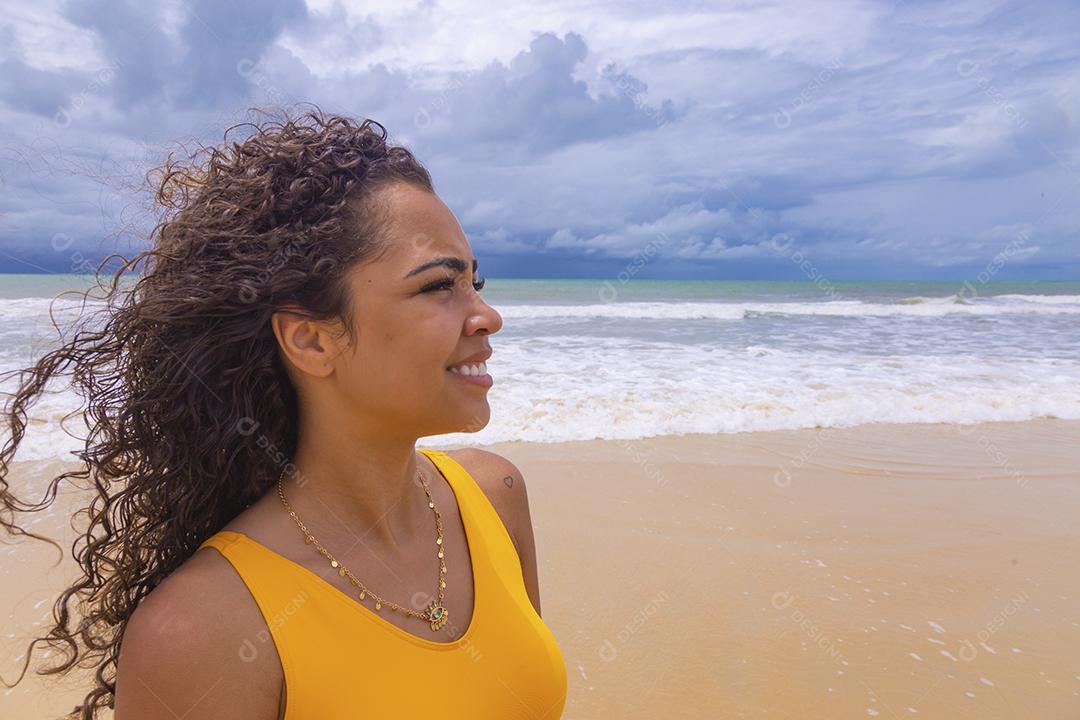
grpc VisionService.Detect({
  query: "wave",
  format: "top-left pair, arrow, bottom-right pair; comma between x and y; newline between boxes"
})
896,293 -> 972,305
991,294 -> 1080,305
3,295 -> 1079,325
497,296 -> 1080,321
10,343 -> 1078,455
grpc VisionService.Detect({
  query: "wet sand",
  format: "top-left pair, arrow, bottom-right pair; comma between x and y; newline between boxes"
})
3,419 -> 1079,718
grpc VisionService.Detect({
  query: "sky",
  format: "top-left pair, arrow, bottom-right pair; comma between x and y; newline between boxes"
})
0,0 -> 1078,280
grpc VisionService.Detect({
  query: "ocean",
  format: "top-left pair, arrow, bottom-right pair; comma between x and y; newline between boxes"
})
1,275 -> 1078,458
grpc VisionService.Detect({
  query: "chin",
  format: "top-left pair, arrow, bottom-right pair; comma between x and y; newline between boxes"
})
420,406 -> 491,437
458,410 -> 491,434
452,403 -> 492,434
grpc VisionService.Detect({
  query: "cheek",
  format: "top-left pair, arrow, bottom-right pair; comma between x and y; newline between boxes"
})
351,315 -> 460,391
352,338 -> 448,391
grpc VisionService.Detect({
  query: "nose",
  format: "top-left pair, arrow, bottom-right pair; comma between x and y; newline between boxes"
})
467,293 -> 502,336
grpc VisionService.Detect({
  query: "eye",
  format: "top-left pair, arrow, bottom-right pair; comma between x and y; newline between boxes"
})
422,278 -> 456,292
422,275 -> 486,293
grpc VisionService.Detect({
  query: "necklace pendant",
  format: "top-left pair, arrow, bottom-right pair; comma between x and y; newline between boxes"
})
423,600 -> 449,631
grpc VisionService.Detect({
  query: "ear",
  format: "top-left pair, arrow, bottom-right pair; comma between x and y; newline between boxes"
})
270,307 -> 345,379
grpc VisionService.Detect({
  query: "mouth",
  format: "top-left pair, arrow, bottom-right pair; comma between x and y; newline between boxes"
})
446,360 -> 493,388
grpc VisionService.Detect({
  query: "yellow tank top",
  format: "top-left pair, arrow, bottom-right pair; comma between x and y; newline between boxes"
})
197,448 -> 567,719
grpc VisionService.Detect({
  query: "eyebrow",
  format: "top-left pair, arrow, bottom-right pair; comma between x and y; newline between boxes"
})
403,256 -> 478,279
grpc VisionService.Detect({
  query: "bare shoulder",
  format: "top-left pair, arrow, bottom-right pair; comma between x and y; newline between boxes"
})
114,544 -> 284,720
444,448 -> 544,617
444,448 -> 529,550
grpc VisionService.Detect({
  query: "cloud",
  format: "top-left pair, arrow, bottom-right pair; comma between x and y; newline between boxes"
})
0,0 -> 1078,279
397,31 -> 678,157
59,0 -> 178,108
176,0 -> 308,107
59,0 -> 307,109
0,56 -> 87,119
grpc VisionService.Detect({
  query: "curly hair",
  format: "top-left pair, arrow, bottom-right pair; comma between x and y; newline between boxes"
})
0,105 -> 434,718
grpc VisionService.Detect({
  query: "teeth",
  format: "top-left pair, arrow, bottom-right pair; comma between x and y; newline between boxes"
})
449,361 -> 486,376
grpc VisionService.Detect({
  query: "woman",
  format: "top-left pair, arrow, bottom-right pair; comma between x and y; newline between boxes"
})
0,109 -> 567,719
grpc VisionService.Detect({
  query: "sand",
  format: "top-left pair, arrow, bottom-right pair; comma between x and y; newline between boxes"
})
3,419 -> 1079,719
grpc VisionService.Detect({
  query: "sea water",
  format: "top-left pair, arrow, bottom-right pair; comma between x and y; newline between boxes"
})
1,275 -> 1078,457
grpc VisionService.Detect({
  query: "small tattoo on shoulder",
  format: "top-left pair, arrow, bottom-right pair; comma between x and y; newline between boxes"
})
503,475 -> 514,488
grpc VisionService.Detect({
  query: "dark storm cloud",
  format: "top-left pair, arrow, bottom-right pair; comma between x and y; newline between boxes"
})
60,0 -> 307,109
173,0 -> 308,107
59,0 -> 176,108
362,31 -> 679,160
0,56 -> 86,119
445,31 -> 676,152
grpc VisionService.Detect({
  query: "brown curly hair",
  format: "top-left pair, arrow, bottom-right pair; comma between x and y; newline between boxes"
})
0,105 -> 434,718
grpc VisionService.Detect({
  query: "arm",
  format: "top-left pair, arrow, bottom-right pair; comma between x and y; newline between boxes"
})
114,551 -> 283,719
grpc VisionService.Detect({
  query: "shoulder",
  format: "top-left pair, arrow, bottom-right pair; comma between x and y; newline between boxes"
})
114,544 -> 283,719
443,448 -> 544,617
443,448 -> 529,552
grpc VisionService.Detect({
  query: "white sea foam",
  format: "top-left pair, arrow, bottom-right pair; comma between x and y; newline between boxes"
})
0,288 -> 1077,452
4,338 -> 1079,456
497,294 -> 1080,321
429,339 -> 1080,446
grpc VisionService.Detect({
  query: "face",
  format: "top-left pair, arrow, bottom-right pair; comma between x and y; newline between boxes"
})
329,182 -> 503,439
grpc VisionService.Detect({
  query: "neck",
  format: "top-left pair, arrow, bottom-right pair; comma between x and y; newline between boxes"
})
281,429 -> 436,555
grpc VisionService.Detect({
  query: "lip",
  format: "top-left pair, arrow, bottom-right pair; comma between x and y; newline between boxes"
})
447,367 -> 493,388
446,349 -> 492,368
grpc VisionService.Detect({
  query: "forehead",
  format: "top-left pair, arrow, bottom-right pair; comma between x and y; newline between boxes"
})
371,183 -> 473,268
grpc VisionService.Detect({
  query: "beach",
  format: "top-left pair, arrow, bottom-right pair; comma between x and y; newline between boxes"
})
4,418 -> 1078,718
497,418 -> 1080,718
5,0 -> 1080,713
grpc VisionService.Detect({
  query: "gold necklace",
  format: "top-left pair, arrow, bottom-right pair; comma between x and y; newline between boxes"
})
276,460 -> 451,632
